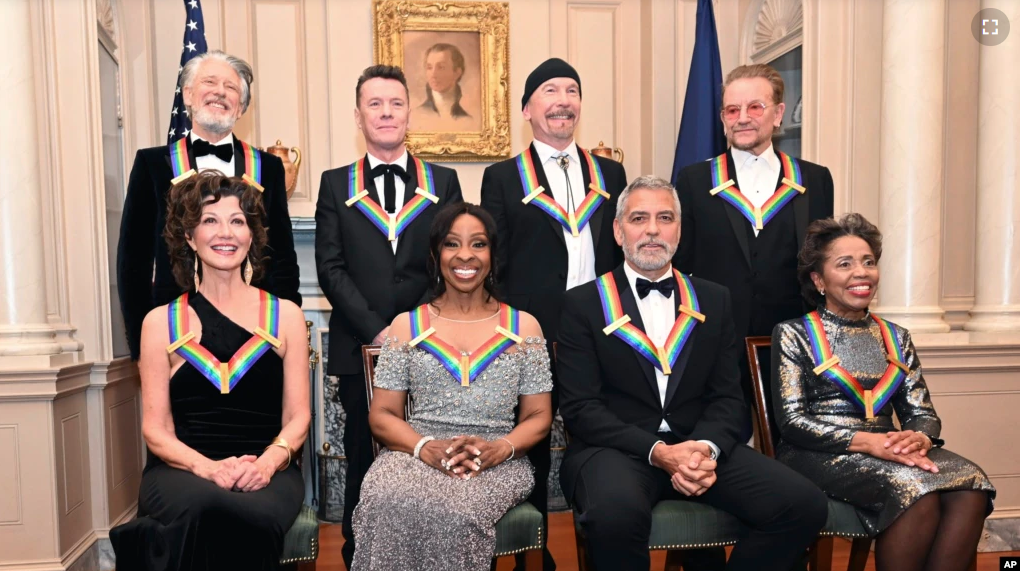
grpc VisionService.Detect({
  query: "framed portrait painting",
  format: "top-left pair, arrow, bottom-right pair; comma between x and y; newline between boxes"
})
374,0 -> 510,162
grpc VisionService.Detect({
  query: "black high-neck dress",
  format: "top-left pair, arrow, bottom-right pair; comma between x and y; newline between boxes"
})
111,292 -> 304,571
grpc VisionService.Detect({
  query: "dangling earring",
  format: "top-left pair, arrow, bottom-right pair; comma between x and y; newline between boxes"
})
244,255 -> 254,285
193,254 -> 201,289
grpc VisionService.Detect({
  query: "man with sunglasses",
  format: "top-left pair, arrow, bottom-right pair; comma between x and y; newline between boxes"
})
673,62 -> 833,460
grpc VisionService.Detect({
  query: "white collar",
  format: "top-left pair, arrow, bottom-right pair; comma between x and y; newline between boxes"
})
190,132 -> 235,147
366,149 -> 409,169
432,89 -> 455,112
623,262 -> 674,296
730,143 -> 779,172
533,139 -> 580,166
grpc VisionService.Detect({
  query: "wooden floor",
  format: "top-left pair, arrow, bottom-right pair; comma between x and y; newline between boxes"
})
315,511 -> 1018,570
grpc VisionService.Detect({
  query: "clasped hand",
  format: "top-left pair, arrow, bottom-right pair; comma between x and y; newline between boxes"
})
859,431 -> 938,473
652,441 -> 718,497
418,435 -> 513,480
196,454 -> 278,492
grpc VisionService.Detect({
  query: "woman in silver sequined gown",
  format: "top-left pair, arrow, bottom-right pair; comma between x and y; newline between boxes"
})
351,203 -> 554,570
772,214 -> 994,571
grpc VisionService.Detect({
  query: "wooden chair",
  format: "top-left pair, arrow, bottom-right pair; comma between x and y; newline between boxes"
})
361,345 -> 544,569
744,336 -> 977,571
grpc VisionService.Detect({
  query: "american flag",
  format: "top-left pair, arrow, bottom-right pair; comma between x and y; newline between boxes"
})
167,0 -> 208,144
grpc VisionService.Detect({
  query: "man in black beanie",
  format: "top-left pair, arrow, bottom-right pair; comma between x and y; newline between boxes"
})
480,58 -> 628,571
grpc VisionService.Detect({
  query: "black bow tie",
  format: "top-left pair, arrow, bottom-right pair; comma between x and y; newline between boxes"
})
369,163 -> 409,213
369,163 -> 409,182
191,139 -> 234,162
635,277 -> 674,300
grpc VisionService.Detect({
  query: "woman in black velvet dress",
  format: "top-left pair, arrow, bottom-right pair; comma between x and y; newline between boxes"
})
111,172 -> 309,571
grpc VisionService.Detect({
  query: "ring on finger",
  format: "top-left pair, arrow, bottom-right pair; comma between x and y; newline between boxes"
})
441,459 -> 450,470
473,456 -> 483,467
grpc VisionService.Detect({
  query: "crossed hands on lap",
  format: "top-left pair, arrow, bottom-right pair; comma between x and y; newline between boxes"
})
194,446 -> 288,492
652,441 -> 718,497
418,435 -> 515,480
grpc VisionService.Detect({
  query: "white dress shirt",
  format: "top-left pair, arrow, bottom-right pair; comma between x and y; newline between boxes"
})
192,132 -> 235,176
622,263 -> 721,464
731,143 -> 781,237
366,150 -> 409,253
532,139 -> 597,290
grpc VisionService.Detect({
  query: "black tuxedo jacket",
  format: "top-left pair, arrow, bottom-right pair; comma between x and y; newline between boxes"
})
480,143 -> 627,342
117,137 -> 301,360
557,265 -> 745,499
673,148 -> 834,339
315,155 -> 462,375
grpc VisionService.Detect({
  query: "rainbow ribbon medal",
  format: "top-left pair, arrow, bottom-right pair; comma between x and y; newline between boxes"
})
595,269 -> 705,375
165,290 -> 281,394
802,311 -> 910,419
407,304 -> 522,387
167,138 -> 265,192
516,147 -> 611,237
708,151 -> 806,230
344,156 -> 439,241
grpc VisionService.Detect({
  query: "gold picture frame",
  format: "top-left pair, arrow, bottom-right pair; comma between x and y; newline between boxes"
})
374,0 -> 510,162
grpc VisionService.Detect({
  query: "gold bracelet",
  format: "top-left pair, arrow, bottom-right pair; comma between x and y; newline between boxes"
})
264,437 -> 292,471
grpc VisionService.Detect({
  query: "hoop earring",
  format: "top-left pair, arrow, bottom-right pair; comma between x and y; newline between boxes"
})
819,289 -> 825,296
193,254 -> 201,289
244,256 -> 254,285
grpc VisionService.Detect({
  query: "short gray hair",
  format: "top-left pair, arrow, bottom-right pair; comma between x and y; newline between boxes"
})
615,175 -> 682,222
180,50 -> 254,113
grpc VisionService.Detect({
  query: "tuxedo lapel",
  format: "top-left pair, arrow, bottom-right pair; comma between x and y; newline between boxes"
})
401,154 -> 418,206
721,149 -> 752,268
664,274 -> 699,409
793,170 -> 809,248
529,144 -> 568,249
232,138 -> 245,177
343,158 -> 395,257
393,155 -> 422,265
614,267 -> 661,406
578,144 -> 604,247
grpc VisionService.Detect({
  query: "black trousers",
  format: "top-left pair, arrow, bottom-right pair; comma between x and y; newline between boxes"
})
571,445 -> 827,571
336,372 -> 375,569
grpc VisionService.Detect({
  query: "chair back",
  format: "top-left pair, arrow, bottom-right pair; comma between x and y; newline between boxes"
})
744,336 -> 780,458
361,344 -> 412,457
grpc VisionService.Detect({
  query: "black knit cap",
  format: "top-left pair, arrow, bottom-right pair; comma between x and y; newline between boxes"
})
521,58 -> 582,110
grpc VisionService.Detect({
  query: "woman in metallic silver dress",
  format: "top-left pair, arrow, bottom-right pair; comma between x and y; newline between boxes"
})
351,203 -> 554,570
772,213 -> 994,571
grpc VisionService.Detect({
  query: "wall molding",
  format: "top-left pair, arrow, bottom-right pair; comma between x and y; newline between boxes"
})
0,363 -> 94,401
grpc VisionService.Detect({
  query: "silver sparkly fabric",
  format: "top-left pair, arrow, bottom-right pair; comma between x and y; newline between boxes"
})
773,307 -> 995,534
352,337 -> 553,570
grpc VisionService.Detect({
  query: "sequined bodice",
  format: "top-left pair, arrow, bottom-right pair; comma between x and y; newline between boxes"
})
373,337 -> 553,439
787,308 -> 903,417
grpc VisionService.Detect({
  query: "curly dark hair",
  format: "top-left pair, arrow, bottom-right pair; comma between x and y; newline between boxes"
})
163,170 -> 268,290
798,212 -> 883,308
427,202 -> 501,304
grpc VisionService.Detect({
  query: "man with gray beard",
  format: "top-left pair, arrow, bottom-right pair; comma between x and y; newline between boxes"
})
117,50 -> 300,360
480,57 -> 628,571
557,176 -> 827,570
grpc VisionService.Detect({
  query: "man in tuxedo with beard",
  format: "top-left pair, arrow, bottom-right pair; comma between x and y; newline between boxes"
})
557,175 -> 827,570
117,50 -> 300,361
480,57 -> 628,571
673,63 -> 834,436
314,64 -> 463,568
